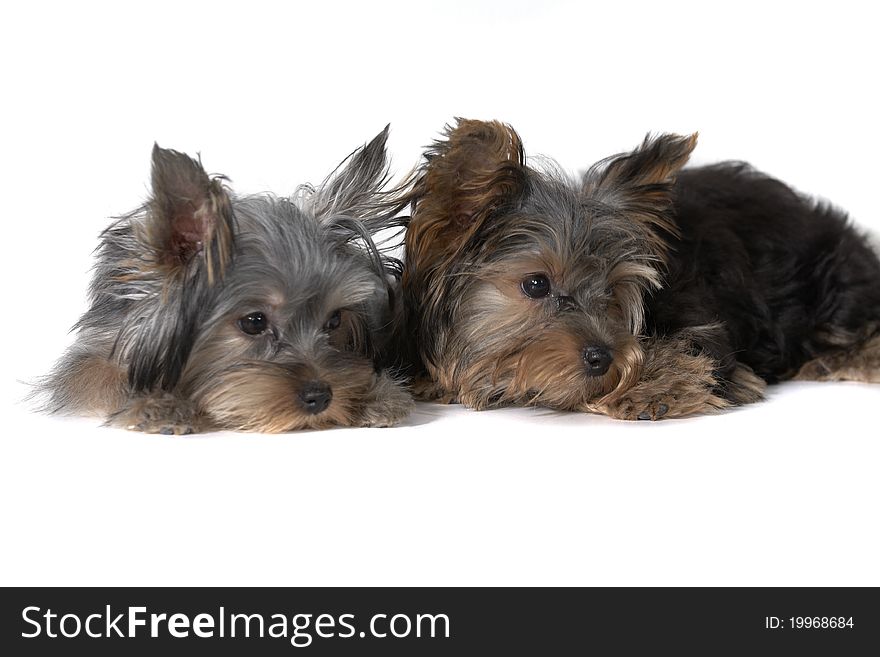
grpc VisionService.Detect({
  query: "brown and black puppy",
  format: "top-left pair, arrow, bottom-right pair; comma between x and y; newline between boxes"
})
399,119 -> 880,419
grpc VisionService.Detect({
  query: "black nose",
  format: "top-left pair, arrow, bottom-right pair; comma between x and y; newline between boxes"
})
583,346 -> 612,377
298,381 -> 332,414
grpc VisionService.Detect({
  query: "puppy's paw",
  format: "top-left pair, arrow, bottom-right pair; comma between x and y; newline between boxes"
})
586,348 -> 730,421
410,376 -> 458,404
626,398 -> 670,421
108,394 -> 204,434
357,374 -> 415,427
593,385 -> 727,421
596,391 -> 704,421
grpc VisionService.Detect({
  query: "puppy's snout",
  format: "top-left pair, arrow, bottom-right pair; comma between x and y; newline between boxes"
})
583,345 -> 612,377
298,381 -> 333,414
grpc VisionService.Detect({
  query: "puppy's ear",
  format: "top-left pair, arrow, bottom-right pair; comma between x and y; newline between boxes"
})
313,125 -> 392,221
309,126 -> 407,285
419,118 -> 526,231
146,144 -> 234,282
582,133 -> 697,229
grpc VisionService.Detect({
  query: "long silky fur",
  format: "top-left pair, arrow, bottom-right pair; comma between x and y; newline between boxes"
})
35,129 -> 414,432
399,118 -> 880,419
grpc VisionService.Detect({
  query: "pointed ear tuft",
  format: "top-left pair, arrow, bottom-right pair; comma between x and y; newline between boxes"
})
582,133 -> 697,246
420,118 -> 525,229
147,144 -> 234,282
584,132 -> 697,199
309,125 -> 393,223
618,132 -> 697,187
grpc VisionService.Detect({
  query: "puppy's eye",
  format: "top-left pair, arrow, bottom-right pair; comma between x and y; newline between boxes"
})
521,274 -> 551,299
324,310 -> 342,331
238,312 -> 269,335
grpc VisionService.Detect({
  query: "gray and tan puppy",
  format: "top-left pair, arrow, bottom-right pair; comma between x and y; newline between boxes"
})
39,127 -> 413,433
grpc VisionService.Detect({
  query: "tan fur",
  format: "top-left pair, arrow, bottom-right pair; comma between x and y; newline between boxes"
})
198,364 -> 355,432
631,133 -> 698,187
726,363 -> 767,404
196,360 -> 412,432
65,355 -> 128,416
199,183 -> 235,284
109,393 -> 205,434
410,375 -> 457,403
586,335 -> 730,420
793,334 -> 880,383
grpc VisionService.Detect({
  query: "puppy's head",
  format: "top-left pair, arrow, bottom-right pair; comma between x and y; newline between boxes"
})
404,119 -> 696,409
114,127 -> 409,430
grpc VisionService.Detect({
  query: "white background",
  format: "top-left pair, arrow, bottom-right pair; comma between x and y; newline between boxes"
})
2,0 -> 878,586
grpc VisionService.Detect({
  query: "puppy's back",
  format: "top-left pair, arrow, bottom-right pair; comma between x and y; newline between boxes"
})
650,163 -> 880,379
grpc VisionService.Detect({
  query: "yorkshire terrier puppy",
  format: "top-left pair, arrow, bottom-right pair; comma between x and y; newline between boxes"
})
400,119 -> 880,419
39,127 -> 413,433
